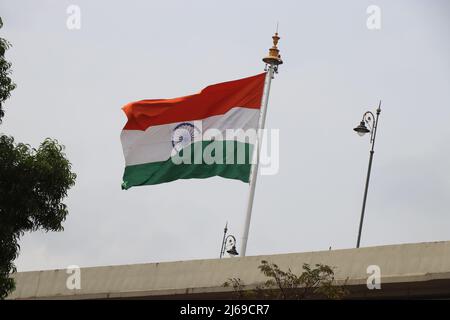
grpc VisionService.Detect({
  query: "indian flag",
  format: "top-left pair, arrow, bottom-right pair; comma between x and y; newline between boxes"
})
121,73 -> 266,189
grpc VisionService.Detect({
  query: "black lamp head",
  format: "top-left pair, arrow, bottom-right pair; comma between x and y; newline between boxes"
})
353,121 -> 370,136
226,245 -> 239,256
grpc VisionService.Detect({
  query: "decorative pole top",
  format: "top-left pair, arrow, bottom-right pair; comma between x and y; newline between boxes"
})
263,32 -> 283,66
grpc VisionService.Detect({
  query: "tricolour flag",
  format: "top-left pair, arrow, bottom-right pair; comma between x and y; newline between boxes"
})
121,73 -> 266,189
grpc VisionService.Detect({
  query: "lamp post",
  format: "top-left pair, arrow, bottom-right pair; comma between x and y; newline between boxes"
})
353,101 -> 382,248
220,222 -> 239,258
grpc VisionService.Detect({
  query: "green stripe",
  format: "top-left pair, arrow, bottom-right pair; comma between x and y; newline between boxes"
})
122,141 -> 254,189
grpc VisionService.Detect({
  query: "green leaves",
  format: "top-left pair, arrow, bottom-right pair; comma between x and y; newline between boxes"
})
0,136 -> 76,299
0,17 -> 17,123
0,136 -> 76,231
223,260 -> 349,300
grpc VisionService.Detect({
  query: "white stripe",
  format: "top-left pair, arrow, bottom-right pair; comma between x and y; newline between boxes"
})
121,107 -> 259,166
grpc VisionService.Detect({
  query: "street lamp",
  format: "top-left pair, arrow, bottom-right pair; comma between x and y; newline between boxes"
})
353,101 -> 382,248
220,222 -> 239,258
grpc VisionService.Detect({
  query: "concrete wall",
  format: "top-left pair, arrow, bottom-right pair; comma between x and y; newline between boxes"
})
8,241 -> 450,299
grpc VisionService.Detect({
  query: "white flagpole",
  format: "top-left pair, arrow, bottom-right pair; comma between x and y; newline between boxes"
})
240,32 -> 282,257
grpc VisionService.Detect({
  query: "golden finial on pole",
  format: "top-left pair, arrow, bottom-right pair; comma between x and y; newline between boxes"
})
262,29 -> 283,66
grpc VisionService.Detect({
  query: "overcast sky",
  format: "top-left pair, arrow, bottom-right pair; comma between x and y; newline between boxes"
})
2,0 -> 450,271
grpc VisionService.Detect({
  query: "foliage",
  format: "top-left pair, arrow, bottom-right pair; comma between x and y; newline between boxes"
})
0,17 -> 16,123
0,136 -> 76,299
222,277 -> 249,300
223,260 -> 348,300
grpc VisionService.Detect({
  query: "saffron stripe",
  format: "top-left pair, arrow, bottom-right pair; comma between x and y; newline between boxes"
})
122,73 -> 265,131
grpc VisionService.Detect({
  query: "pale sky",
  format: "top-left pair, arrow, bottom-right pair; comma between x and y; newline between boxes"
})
1,0 -> 450,271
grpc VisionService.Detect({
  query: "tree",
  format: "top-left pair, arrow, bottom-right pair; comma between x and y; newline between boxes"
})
0,17 -> 76,299
224,260 -> 348,300
0,18 -> 16,123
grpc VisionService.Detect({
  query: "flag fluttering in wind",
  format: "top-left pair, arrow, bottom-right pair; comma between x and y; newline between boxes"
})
121,73 -> 265,190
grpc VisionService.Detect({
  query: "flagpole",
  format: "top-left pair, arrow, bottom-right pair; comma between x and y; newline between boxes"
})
240,32 -> 283,257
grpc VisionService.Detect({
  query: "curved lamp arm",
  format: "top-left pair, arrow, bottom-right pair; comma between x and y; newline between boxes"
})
362,111 -> 376,143
225,235 -> 237,247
